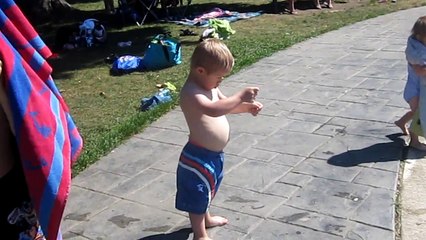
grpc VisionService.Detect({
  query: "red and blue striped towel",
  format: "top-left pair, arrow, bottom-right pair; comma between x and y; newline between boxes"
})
0,1 -> 83,239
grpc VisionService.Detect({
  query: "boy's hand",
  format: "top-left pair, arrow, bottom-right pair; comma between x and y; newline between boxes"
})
250,101 -> 263,116
241,101 -> 263,116
239,87 -> 259,103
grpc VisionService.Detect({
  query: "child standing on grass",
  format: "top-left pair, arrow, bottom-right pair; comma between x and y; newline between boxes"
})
395,16 -> 426,150
175,39 -> 263,240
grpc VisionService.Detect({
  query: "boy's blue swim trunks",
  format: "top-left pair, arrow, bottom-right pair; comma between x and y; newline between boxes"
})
175,142 -> 224,214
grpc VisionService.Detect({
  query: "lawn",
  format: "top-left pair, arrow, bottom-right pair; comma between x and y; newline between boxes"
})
38,0 -> 426,175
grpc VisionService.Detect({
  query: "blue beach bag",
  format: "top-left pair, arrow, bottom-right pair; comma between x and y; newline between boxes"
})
110,55 -> 144,75
142,34 -> 182,70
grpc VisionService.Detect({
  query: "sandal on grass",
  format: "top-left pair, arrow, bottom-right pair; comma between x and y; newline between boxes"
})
180,29 -> 197,36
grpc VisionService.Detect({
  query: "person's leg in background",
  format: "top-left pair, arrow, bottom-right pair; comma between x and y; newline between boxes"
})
288,0 -> 297,14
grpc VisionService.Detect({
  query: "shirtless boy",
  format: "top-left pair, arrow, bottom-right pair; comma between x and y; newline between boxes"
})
176,39 -> 263,240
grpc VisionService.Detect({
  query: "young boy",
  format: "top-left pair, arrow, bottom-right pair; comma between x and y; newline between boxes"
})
176,39 -> 263,240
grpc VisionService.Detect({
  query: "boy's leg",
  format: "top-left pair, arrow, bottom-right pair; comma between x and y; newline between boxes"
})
205,211 -> 228,228
408,109 -> 426,150
187,211 -> 228,240
395,111 -> 413,135
408,96 -> 419,113
395,96 -> 418,135
409,131 -> 426,151
189,213 -> 210,240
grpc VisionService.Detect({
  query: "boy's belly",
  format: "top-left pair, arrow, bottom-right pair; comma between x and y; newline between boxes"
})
188,116 -> 230,152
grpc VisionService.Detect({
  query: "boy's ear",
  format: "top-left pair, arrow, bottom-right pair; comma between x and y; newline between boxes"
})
196,66 -> 206,75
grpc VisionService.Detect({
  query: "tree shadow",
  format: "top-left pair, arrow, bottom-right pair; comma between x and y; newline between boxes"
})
35,0 -> 348,79
67,0 -> 102,4
139,227 -> 192,240
182,0 -> 333,15
327,133 -> 423,167
294,0 -> 327,11
48,25 -> 168,80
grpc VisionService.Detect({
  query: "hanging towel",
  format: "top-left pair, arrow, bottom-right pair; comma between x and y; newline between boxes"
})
0,1 -> 83,239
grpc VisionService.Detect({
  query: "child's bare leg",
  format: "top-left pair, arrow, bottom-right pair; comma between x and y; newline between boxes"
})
325,0 -> 333,8
396,97 -> 418,135
205,211 -> 228,228
189,213 -> 210,240
395,111 -> 414,135
409,131 -> 426,151
288,0 -> 297,14
314,0 -> 321,9
408,96 -> 419,113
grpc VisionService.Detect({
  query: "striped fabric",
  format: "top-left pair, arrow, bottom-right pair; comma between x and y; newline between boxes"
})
0,1 -> 83,239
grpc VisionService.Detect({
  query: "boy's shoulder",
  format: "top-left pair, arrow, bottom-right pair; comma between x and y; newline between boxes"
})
181,80 -> 206,95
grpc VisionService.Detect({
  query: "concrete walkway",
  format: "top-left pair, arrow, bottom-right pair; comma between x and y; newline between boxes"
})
62,7 -> 426,240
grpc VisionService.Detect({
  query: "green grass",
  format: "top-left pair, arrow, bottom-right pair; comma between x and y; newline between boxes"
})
40,0 -> 426,176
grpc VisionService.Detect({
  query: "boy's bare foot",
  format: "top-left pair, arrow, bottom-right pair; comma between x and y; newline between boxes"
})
394,120 -> 409,135
205,215 -> 228,228
194,237 -> 212,240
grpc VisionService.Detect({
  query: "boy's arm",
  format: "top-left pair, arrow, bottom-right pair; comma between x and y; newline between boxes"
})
189,92 -> 243,117
185,87 -> 258,117
217,87 -> 262,115
412,64 -> 426,77
230,101 -> 263,115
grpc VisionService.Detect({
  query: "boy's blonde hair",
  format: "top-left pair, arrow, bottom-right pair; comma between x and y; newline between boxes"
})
190,39 -> 234,74
412,16 -> 426,40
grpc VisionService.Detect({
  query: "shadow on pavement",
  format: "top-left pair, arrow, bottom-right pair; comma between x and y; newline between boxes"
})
139,228 -> 192,240
327,133 -> 421,167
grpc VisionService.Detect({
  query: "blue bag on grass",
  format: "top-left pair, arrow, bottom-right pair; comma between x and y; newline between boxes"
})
142,34 -> 182,70
110,55 -> 144,75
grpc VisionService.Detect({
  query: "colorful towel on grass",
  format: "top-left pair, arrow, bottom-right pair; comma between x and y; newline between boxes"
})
167,7 -> 262,27
0,0 -> 83,239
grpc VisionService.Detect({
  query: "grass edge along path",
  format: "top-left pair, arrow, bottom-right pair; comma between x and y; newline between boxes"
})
72,2 -> 426,176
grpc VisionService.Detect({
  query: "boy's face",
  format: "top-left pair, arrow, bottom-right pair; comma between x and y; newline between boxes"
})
197,67 -> 230,90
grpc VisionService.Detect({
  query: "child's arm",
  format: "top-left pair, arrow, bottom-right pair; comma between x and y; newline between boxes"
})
412,64 -> 426,76
217,88 -> 262,115
186,87 -> 258,117
230,101 -> 263,115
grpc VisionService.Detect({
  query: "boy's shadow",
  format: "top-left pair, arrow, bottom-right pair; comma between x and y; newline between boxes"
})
139,228 -> 192,240
327,133 -> 425,167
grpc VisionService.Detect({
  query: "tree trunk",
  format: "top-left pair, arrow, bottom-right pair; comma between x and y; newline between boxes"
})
103,0 -> 115,14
